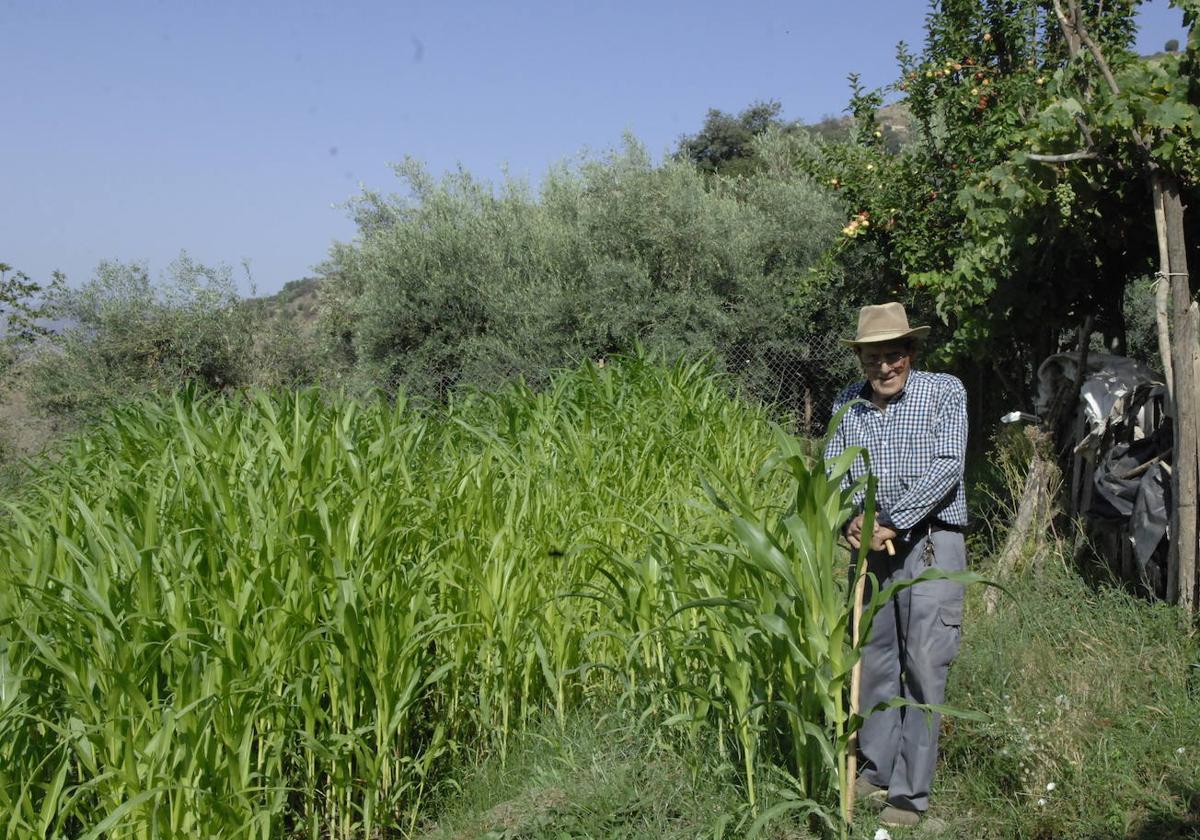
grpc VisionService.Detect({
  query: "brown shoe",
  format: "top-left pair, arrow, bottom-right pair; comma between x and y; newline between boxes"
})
855,776 -> 888,811
854,776 -> 885,798
879,805 -> 921,827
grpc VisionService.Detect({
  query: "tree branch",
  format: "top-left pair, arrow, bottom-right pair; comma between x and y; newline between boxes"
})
1049,1 -> 1107,156
1027,150 -> 1099,162
1052,0 -> 1082,57
1074,116 -> 1098,150
1068,0 -> 1122,97
1153,179 -> 1175,399
1064,0 -> 1151,152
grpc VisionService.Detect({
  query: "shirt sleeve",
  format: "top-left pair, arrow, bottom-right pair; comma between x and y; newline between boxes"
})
823,385 -> 861,497
823,396 -> 848,466
883,377 -> 968,531
820,386 -> 859,472
823,390 -> 854,531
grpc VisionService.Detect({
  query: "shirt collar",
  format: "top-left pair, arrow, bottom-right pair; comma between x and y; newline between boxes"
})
856,369 -> 921,410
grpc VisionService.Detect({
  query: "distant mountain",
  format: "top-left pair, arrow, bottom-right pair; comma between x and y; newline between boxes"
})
803,101 -> 912,152
242,277 -> 322,332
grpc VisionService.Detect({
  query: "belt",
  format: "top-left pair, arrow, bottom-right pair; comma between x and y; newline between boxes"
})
889,521 -> 965,551
926,521 -> 966,534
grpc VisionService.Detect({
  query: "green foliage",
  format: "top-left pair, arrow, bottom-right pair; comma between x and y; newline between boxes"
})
0,360 -> 770,836
0,357 -> 973,837
24,255 -> 249,418
805,0 -> 1200,382
272,276 -> 321,309
417,707 -> 821,840
250,312 -> 325,389
319,138 -> 854,403
1122,274 -> 1164,368
24,254 -> 324,423
422,550 -> 1200,840
675,100 -> 793,177
803,114 -> 855,145
0,263 -> 65,376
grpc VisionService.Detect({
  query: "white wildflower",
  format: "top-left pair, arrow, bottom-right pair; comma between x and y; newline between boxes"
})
1046,782 -> 1056,792
1037,798 -> 1047,806
1177,746 -> 1186,755
874,830 -> 893,840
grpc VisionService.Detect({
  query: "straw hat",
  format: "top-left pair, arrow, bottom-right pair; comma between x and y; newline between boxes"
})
840,302 -> 931,347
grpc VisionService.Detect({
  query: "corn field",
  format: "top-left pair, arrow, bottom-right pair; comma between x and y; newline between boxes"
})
0,358 -> 943,838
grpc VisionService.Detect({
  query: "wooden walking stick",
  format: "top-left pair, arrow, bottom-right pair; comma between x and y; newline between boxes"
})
845,537 -> 893,823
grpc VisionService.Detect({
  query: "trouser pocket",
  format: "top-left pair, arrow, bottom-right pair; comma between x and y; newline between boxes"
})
932,599 -> 963,668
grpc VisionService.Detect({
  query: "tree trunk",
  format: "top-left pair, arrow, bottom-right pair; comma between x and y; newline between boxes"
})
1158,173 -> 1198,614
1153,184 -> 1175,395
1191,307 -> 1200,608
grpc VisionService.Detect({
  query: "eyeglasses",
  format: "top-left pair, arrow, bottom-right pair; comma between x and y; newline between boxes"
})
860,351 -> 909,370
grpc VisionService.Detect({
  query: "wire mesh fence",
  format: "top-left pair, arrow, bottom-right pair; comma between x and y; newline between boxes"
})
400,330 -> 861,439
725,331 -> 859,437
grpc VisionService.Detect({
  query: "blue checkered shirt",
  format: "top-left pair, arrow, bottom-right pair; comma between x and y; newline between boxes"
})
824,369 -> 968,533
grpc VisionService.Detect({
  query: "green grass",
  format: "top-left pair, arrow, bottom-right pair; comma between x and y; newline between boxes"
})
413,708 -> 818,840
4,356 -> 1196,839
410,557 -> 1200,840
934,558 -> 1200,839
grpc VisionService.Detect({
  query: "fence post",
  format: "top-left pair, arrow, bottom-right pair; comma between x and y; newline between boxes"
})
1159,173 -> 1198,614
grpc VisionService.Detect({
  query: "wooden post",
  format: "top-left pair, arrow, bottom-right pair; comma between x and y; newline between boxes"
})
1159,173 -> 1198,613
1186,300 -> 1200,610
844,540 -> 889,824
1153,184 -> 1175,399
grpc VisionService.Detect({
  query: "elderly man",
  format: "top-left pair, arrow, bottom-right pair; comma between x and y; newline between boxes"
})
823,302 -> 968,828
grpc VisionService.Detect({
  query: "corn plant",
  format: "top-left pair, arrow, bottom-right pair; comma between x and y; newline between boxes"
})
0,359 -> 980,838
587,408 -> 986,838
0,358 -> 783,837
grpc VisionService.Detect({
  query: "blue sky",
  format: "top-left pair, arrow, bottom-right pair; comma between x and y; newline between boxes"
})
2,1 -> 1188,296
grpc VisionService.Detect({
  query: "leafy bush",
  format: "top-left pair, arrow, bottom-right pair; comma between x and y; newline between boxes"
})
24,255 -> 252,419
24,253 -> 325,423
0,262 -> 65,378
318,135 -> 857,403
1122,274 -> 1163,370
675,100 -> 792,177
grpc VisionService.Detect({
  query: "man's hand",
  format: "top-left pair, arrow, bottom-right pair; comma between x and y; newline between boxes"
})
870,525 -> 898,552
845,515 -> 898,552
845,514 -> 865,550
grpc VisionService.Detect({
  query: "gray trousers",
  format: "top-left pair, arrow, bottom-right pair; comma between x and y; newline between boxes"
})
857,528 -> 965,812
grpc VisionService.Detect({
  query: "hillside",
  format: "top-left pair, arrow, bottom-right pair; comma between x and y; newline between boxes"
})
243,276 -> 322,331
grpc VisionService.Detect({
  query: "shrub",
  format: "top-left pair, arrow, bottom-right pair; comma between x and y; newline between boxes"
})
317,136 -> 854,403
25,254 -> 260,421
1122,274 -> 1163,370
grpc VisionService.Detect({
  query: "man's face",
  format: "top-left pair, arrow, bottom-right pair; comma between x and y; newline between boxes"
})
857,341 -> 914,401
